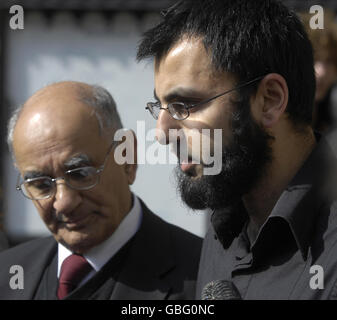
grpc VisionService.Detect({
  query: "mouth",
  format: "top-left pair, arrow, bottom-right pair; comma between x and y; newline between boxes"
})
57,212 -> 94,230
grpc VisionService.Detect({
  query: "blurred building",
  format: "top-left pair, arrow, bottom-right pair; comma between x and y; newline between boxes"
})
0,0 -> 336,245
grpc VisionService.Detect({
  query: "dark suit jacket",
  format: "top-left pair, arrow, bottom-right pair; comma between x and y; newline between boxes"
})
0,199 -> 202,300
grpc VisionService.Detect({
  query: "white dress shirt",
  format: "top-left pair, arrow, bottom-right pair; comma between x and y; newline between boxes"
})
57,194 -> 142,285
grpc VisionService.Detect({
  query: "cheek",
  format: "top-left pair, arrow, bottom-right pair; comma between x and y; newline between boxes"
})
33,200 -> 56,227
104,164 -> 129,190
80,188 -> 108,208
82,174 -> 124,211
80,188 -> 123,232
200,112 -> 232,146
182,106 -> 232,156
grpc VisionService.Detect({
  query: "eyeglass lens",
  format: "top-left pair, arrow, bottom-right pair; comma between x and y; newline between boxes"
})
21,167 -> 99,199
148,102 -> 189,120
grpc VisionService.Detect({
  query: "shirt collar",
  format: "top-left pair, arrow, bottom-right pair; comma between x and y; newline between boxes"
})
255,134 -> 336,260
58,193 -> 142,277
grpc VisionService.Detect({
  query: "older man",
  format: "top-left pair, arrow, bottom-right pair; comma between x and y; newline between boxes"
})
0,81 -> 201,300
137,0 -> 337,299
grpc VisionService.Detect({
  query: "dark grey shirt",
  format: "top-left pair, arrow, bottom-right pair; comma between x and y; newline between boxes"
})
197,134 -> 337,299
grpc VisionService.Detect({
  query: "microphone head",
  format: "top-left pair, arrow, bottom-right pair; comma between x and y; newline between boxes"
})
201,280 -> 242,300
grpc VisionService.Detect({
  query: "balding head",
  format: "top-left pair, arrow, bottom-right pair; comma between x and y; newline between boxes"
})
7,81 -> 123,160
24,81 -> 92,108
13,82 -> 103,167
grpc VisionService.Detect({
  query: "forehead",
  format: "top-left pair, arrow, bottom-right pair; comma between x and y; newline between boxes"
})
13,91 -> 104,170
154,37 -> 227,96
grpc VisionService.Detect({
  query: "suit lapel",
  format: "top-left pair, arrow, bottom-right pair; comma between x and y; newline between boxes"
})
110,200 -> 176,299
33,252 -> 58,300
21,237 -> 57,300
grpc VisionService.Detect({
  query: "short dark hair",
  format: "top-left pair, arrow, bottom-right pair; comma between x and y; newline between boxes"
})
137,0 -> 315,126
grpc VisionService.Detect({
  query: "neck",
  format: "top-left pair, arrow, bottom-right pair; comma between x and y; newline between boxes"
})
242,126 -> 316,236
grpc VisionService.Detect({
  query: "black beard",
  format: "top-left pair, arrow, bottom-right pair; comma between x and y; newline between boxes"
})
175,97 -> 274,211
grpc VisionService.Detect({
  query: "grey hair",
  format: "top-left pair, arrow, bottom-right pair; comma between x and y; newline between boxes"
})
6,83 -> 124,160
7,104 -> 23,160
78,84 -> 123,134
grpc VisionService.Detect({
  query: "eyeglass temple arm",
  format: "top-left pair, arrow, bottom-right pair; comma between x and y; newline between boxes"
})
100,139 -> 119,170
190,75 -> 265,109
16,174 -> 22,190
145,104 -> 169,113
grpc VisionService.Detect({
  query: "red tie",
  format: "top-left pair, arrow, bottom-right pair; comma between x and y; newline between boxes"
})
57,254 -> 92,299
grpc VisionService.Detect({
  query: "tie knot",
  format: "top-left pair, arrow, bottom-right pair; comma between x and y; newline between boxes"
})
58,254 -> 92,299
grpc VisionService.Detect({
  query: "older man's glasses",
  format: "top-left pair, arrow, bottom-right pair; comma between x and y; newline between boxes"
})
146,76 -> 264,120
16,141 -> 116,200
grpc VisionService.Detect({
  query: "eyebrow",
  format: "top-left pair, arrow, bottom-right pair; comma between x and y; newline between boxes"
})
64,154 -> 92,169
22,155 -> 92,180
154,87 -> 206,103
23,171 -> 46,180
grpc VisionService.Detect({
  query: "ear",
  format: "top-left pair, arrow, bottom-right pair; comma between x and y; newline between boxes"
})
252,73 -> 289,128
123,129 -> 138,185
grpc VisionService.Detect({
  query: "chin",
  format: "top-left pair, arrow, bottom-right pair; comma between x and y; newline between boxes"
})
56,231 -> 97,254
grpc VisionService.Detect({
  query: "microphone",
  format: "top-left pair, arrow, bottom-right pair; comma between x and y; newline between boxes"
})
201,280 -> 242,300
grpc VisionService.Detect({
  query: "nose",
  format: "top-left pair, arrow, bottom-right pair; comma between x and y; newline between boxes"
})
53,181 -> 82,217
156,108 -> 181,145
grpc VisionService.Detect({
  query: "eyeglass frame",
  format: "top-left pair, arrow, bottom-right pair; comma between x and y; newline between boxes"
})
146,75 -> 265,120
16,140 -> 118,200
